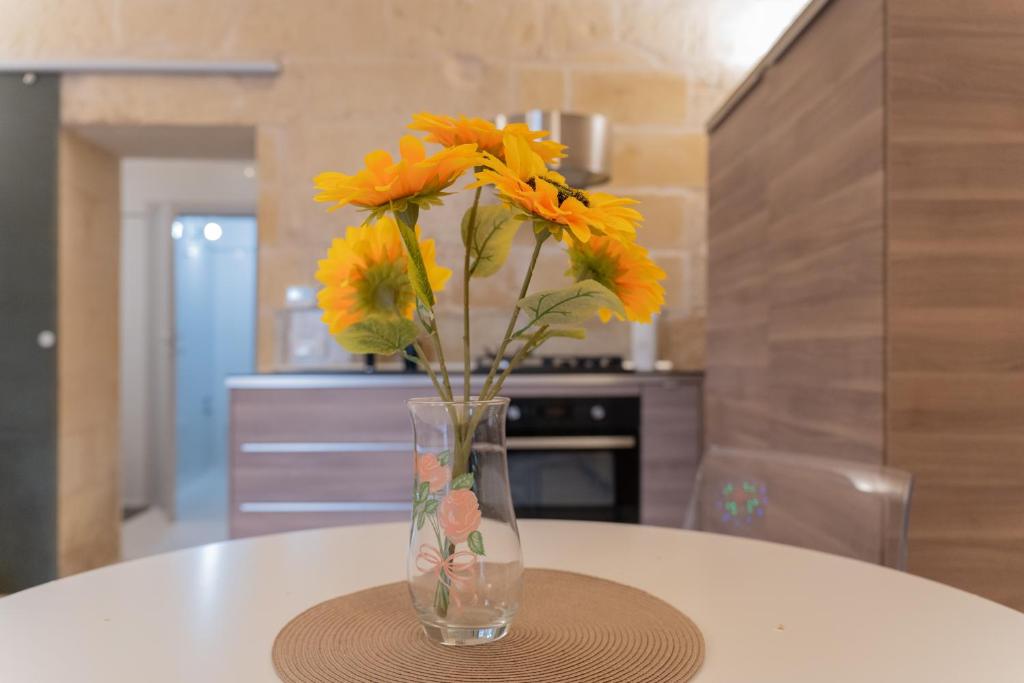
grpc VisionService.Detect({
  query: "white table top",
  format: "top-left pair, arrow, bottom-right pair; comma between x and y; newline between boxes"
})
2,521 -> 1022,682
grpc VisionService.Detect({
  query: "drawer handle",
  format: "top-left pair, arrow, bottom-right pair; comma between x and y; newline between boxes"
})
238,502 -> 412,513
507,435 -> 636,450
241,441 -> 412,454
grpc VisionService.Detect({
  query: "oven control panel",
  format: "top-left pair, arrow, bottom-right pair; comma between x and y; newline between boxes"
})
505,397 -> 639,436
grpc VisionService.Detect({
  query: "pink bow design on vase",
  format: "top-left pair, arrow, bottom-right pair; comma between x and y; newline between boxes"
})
416,544 -> 478,606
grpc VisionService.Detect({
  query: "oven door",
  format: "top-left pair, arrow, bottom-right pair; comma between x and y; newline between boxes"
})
506,435 -> 639,523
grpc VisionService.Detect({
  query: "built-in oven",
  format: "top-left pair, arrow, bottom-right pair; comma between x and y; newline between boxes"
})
505,396 -> 640,523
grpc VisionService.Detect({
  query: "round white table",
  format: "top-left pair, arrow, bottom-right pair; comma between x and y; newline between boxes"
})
1,521 -> 1022,681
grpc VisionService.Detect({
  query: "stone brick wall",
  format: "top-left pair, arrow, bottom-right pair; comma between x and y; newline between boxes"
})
2,0 -> 805,371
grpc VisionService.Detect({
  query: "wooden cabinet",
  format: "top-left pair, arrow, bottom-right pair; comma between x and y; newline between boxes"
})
708,0 -> 1024,609
229,386 -> 416,535
229,375 -> 702,538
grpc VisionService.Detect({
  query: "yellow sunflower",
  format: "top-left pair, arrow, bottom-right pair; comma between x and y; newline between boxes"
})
315,216 -> 452,335
583,192 -> 645,244
314,135 -> 482,218
473,134 -> 642,244
409,112 -> 566,165
566,235 -> 666,323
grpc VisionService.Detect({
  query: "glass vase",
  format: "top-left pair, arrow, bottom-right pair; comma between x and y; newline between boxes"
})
406,397 -> 523,646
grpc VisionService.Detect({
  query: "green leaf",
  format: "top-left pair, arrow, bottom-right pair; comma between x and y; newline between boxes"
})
451,472 -> 475,490
393,206 -> 435,308
515,326 -> 587,342
437,450 -> 451,467
424,499 -> 439,514
415,481 -> 429,503
461,204 -> 522,278
467,530 -> 485,556
516,280 -> 625,331
335,316 -> 418,355
416,510 -> 426,530
415,300 -> 435,333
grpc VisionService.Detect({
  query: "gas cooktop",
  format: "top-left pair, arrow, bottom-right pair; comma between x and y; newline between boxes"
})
475,355 -> 627,374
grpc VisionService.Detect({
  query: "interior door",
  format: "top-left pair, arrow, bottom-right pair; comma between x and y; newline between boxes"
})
0,73 -> 60,591
173,215 -> 256,519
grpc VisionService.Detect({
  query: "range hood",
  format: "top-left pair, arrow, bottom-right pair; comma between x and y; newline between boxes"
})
495,110 -> 611,188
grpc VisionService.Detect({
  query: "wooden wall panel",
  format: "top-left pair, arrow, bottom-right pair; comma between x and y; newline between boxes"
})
707,0 -> 886,463
709,0 -> 1024,610
56,131 -> 121,576
887,0 -> 1024,610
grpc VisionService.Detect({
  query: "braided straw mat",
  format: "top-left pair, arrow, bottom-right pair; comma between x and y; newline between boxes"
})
273,568 -> 704,682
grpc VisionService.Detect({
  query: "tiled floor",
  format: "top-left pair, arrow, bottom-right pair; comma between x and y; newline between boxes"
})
121,466 -> 228,560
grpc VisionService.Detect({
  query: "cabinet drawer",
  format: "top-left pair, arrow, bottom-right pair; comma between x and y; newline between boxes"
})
231,388 -> 416,442
230,509 -> 410,539
233,448 -> 412,502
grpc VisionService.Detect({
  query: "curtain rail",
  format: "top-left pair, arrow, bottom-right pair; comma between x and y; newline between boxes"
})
0,60 -> 280,76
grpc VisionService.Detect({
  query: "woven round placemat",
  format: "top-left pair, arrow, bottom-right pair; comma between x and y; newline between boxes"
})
273,568 -> 704,682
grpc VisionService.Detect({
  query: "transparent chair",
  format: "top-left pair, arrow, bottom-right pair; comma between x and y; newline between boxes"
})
686,447 -> 913,569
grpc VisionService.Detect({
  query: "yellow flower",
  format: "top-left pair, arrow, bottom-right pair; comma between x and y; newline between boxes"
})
567,235 -> 666,323
409,112 -> 566,165
474,134 -> 642,244
313,135 -> 482,217
583,192 -> 645,244
315,216 -> 452,335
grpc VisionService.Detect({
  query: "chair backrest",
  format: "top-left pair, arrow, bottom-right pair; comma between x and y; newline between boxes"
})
687,447 -> 913,569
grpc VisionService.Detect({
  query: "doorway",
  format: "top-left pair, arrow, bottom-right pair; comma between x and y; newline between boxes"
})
111,154 -> 258,559
173,215 -> 257,533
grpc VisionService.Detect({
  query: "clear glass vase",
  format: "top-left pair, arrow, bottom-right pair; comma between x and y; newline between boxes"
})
406,397 -> 523,646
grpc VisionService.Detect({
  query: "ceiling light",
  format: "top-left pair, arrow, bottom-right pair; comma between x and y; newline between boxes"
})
243,165 -> 256,179
203,222 -> 223,241
171,220 -> 184,240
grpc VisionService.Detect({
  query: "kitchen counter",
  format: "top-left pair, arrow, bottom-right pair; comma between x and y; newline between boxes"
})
226,370 -> 701,391
227,372 -> 703,537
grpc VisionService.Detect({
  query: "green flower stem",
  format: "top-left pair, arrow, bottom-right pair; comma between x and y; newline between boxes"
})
413,307 -> 453,403
489,325 -> 549,398
480,231 -> 548,401
428,513 -> 450,617
448,233 -> 549,481
449,329 -> 550,469
429,316 -> 454,403
462,185 -> 483,405
403,345 -> 445,400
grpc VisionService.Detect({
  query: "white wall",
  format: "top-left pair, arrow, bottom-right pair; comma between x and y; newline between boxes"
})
119,159 -> 258,509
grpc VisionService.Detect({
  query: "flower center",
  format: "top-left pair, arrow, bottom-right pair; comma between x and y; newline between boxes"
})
356,261 -> 414,317
526,176 -> 591,208
569,245 -> 620,291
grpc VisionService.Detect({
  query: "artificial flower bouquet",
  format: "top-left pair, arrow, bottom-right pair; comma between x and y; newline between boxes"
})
313,113 -> 665,402
312,113 -> 665,639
